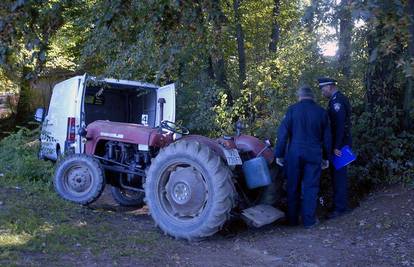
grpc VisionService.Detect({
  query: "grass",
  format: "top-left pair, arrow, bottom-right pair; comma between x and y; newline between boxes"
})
0,176 -> 161,266
0,127 -> 167,265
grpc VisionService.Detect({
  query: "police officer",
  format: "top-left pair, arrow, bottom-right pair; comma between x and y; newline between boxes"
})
274,87 -> 331,228
318,77 -> 352,219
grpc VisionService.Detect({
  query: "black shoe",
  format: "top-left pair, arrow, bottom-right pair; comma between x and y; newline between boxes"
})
326,210 -> 349,219
278,218 -> 299,226
304,219 -> 319,229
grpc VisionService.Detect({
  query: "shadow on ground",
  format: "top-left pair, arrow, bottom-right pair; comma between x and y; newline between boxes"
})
1,184 -> 413,266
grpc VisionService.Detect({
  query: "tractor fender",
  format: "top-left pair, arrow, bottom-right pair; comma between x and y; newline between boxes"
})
181,134 -> 274,165
181,135 -> 226,159
234,135 -> 274,164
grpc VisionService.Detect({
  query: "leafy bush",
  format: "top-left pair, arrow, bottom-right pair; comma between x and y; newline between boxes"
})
318,106 -> 413,209
349,106 -> 414,185
0,127 -> 54,183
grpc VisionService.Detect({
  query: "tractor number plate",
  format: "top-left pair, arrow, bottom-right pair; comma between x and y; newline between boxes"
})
223,148 -> 243,166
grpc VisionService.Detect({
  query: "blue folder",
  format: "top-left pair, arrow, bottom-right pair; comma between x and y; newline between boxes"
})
332,145 -> 356,170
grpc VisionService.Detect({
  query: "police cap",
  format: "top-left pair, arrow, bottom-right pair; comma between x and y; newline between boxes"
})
318,77 -> 336,88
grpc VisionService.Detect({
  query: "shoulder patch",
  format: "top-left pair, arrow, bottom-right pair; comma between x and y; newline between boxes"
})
334,103 -> 341,112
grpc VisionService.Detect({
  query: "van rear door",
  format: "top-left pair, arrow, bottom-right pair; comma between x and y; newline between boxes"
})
41,75 -> 86,160
155,83 -> 175,126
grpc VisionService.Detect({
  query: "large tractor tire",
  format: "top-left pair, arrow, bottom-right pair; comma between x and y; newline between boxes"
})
54,154 -> 105,205
111,186 -> 145,208
145,141 -> 235,240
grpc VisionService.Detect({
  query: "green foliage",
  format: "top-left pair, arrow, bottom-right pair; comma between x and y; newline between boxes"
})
0,127 -> 54,183
178,78 -> 223,135
355,0 -> 413,108
350,106 -> 414,185
0,0 -> 412,188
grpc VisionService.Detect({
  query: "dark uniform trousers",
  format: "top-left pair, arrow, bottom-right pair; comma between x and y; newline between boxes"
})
327,91 -> 352,213
286,144 -> 322,226
331,166 -> 347,212
275,99 -> 331,227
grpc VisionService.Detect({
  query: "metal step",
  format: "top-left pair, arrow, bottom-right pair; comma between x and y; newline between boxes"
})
241,204 -> 285,228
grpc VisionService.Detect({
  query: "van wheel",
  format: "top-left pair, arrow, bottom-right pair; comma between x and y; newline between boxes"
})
111,186 -> 145,207
145,141 -> 235,240
54,154 -> 105,205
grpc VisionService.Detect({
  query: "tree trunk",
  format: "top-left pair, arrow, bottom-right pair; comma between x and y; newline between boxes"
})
233,0 -> 246,91
365,2 -> 403,110
365,31 -> 374,111
204,0 -> 232,104
403,0 -> 414,129
269,0 -> 281,53
304,0 -> 318,33
337,0 -> 352,78
15,66 -> 32,123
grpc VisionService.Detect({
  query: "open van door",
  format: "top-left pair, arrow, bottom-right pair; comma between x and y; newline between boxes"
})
155,83 -> 175,126
40,74 -> 87,160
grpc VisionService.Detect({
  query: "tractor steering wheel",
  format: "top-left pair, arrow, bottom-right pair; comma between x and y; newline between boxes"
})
160,120 -> 190,135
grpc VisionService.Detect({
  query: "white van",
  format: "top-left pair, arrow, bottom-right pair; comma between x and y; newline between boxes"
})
35,74 -> 175,161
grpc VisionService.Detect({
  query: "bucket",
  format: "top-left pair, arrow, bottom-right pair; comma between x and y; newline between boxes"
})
242,156 -> 272,189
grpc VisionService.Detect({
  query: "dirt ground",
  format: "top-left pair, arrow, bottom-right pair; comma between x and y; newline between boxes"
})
1,184 -> 413,266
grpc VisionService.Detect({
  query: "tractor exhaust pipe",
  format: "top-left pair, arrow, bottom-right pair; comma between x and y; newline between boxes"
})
158,98 -> 166,122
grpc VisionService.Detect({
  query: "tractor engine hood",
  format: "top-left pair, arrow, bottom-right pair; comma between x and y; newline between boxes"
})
84,120 -> 173,154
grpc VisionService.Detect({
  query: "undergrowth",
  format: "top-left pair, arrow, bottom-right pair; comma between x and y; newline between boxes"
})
0,126 -> 54,184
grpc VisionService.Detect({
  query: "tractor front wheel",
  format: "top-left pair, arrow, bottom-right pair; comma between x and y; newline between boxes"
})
54,154 -> 105,205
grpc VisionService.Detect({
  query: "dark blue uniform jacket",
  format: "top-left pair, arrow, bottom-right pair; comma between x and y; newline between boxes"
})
328,91 -> 352,150
275,99 -> 331,160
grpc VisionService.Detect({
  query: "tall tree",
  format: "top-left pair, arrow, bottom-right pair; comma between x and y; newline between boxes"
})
269,0 -> 281,53
337,0 -> 352,78
303,0 -> 318,33
204,0 -> 232,103
403,0 -> 414,129
365,1 -> 404,109
233,0 -> 246,91
0,0 -> 68,122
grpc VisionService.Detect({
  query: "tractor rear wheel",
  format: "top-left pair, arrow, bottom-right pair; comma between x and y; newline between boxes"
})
145,141 -> 235,240
54,154 -> 105,205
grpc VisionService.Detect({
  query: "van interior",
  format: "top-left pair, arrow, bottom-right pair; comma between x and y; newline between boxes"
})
84,82 -> 157,127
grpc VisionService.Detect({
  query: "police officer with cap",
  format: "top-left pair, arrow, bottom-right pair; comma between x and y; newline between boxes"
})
318,77 -> 352,219
274,86 -> 331,228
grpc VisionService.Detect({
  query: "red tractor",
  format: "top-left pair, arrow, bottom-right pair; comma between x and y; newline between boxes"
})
54,120 -> 284,240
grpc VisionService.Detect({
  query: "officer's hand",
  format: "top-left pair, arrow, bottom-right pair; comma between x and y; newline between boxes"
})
276,158 -> 284,167
334,149 -> 342,157
321,160 -> 329,170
